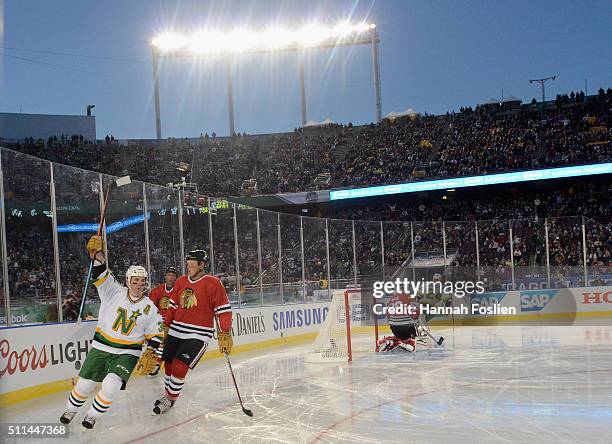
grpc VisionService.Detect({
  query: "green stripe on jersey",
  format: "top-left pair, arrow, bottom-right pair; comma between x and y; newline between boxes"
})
93,332 -> 142,350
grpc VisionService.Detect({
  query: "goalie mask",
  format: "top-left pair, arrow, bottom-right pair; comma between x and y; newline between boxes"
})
126,265 -> 150,299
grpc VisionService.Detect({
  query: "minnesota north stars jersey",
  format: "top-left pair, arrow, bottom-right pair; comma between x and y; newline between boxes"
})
91,270 -> 164,357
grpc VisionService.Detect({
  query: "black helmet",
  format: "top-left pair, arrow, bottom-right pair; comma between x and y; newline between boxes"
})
165,266 -> 177,275
185,250 -> 208,263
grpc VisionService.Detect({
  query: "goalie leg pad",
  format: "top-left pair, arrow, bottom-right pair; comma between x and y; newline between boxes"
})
398,338 -> 416,352
377,336 -> 401,352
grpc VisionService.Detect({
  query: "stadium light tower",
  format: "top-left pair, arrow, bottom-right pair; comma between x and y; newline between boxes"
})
151,21 -> 381,139
529,75 -> 556,113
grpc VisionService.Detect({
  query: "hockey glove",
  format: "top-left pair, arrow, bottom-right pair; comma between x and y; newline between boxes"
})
135,347 -> 157,375
87,235 -> 104,257
218,331 -> 233,355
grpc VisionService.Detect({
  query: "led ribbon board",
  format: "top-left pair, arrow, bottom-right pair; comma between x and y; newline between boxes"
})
57,213 -> 150,234
329,163 -> 612,201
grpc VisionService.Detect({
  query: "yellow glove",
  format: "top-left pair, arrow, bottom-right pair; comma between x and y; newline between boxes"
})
87,235 -> 104,257
135,348 -> 157,375
218,331 -> 233,355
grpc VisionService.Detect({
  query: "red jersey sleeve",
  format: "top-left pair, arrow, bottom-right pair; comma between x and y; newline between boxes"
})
164,281 -> 180,328
149,286 -> 160,307
212,279 -> 232,332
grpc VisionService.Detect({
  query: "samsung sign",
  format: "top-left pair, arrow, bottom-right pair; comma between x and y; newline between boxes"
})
329,163 -> 612,201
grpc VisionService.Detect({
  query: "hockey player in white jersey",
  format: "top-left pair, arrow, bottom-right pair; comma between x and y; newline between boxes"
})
59,235 -> 164,429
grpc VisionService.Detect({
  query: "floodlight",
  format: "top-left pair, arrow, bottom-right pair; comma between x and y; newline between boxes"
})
150,21 -> 381,139
297,24 -> 331,47
152,33 -> 187,50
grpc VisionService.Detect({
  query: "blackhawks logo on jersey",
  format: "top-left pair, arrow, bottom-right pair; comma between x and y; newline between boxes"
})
180,288 -> 198,309
159,296 -> 172,310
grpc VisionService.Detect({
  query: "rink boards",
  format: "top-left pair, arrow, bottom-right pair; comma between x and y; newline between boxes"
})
1,286 -> 611,406
0,301 -> 331,406
434,285 -> 612,325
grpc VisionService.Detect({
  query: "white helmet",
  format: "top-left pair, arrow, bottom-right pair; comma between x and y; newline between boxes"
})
126,265 -> 149,298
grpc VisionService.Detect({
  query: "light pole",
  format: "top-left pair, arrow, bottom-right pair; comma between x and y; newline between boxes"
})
150,22 -> 380,139
529,75 -> 556,159
529,75 -> 556,114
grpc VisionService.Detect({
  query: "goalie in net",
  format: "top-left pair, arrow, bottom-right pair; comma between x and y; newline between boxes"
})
376,293 -> 429,353
305,288 -> 432,363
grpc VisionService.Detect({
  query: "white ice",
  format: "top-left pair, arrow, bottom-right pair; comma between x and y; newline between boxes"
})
5,324 -> 612,444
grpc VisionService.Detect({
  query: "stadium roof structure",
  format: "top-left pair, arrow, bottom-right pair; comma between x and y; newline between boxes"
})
303,118 -> 337,127
384,108 -> 418,120
501,95 -> 522,103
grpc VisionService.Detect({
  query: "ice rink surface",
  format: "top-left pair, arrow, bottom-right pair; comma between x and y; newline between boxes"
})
5,324 -> 612,444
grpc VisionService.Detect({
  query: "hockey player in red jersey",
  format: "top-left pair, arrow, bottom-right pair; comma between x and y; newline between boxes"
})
377,293 -> 423,352
147,266 -> 178,376
153,250 -> 233,414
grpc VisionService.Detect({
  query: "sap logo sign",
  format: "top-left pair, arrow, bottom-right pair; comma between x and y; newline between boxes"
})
520,290 -> 557,312
471,294 -> 504,307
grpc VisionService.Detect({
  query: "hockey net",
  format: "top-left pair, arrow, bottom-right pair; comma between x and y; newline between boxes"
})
305,288 -> 378,363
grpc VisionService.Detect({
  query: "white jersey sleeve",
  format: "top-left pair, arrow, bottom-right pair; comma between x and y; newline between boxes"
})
93,270 -> 124,300
143,304 -> 165,343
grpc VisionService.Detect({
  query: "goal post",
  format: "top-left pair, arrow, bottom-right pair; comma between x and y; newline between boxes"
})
305,288 -> 379,363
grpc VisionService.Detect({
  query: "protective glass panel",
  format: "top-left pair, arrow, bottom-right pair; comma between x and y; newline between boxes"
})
53,164 -> 102,321
478,220 -> 512,291
210,199 -> 238,305
511,218 -> 548,290
236,205 -> 260,306
548,217 -> 586,288
382,221 -> 413,281
302,216 -> 329,301
101,175 -> 146,286
3,150 -> 55,325
146,185 -> 182,286
328,219 -> 355,290
259,209 -> 282,305
280,213 -> 304,303
354,220 -> 383,291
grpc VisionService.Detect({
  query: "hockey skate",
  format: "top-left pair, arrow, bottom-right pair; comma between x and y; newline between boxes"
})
148,363 -> 161,377
59,410 -> 77,424
81,414 -> 96,429
153,396 -> 174,414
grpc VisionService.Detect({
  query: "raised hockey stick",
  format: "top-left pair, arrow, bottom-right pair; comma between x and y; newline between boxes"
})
77,176 -> 131,324
215,317 -> 253,417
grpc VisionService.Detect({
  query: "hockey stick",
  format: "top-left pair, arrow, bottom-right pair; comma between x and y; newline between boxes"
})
223,352 -> 253,417
416,319 -> 444,346
215,317 -> 253,417
77,176 -> 131,324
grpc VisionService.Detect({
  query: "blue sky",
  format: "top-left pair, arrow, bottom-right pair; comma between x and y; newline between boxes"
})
2,0 -> 611,139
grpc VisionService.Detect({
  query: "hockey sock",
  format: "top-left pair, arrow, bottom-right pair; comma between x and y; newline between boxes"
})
165,359 -> 188,402
163,361 -> 173,393
66,378 -> 97,412
86,373 -> 123,418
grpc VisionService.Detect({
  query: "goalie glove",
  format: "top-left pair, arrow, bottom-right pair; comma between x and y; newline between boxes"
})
218,331 -> 233,355
86,235 -> 104,257
135,347 -> 157,376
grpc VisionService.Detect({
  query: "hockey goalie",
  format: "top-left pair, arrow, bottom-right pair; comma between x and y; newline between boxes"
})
376,293 -> 429,352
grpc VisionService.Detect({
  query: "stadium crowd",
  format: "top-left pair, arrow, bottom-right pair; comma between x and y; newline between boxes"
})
1,88 -> 610,321
4,88 -> 611,197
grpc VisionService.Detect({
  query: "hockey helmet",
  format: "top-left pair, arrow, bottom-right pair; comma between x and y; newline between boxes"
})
165,266 -> 177,275
185,249 -> 208,263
